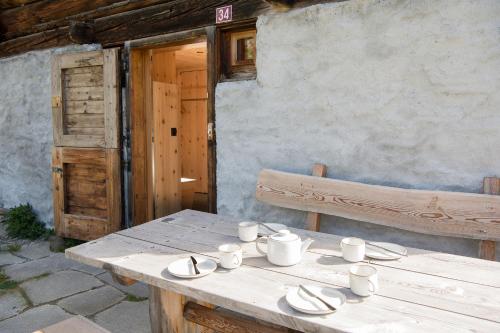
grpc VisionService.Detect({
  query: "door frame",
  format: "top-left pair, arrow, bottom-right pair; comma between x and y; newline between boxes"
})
126,26 -> 217,225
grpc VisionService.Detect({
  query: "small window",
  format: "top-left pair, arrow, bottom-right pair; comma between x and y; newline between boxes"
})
220,26 -> 256,81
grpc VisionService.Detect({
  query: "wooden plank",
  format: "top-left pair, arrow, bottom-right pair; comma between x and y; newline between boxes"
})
61,148 -> 106,165
63,114 -> 105,128
256,169 -> 500,241
117,214 -> 500,323
305,163 -> 327,231
130,49 -> 150,226
65,164 -> 106,180
62,214 -> 108,240
153,80 -> 181,218
103,48 -> 120,149
65,101 -> 104,115
59,135 -> 106,148
51,55 -> 63,146
184,302 -> 298,333
64,72 -> 103,88
59,50 -> 103,68
106,148 -> 122,234
36,315 -> 111,333
64,127 -> 105,136
64,86 -> 104,101
52,147 -> 64,236
66,230 -> 500,333
480,177 -> 499,260
65,205 -> 108,219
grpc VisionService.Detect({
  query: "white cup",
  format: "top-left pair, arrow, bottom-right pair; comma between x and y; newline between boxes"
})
238,222 -> 258,242
349,264 -> 379,297
340,237 -> 365,262
218,244 -> 242,269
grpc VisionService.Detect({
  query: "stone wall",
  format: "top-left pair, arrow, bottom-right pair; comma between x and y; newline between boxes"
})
215,0 -> 500,258
0,45 -> 100,225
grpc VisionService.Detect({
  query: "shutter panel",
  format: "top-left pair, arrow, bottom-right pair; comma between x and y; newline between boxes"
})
51,49 -> 121,240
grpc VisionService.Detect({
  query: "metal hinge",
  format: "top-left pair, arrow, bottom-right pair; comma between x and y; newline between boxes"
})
207,122 -> 214,141
52,167 -> 63,174
51,96 -> 61,108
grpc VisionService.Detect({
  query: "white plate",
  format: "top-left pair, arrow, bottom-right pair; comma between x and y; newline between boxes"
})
286,285 -> 345,315
258,223 -> 288,235
366,242 -> 407,260
167,257 -> 217,278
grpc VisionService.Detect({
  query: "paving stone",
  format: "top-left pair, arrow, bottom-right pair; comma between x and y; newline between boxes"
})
21,270 -> 104,305
16,241 -> 52,260
95,301 -> 151,333
73,263 -> 106,276
0,304 -> 71,333
97,272 -> 149,298
0,290 -> 27,320
0,251 -> 26,266
57,285 -> 125,316
3,252 -> 78,282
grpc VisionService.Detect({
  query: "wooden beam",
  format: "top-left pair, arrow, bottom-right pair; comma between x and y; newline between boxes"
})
305,163 -> 327,231
0,0 -> 272,58
183,302 -> 299,333
256,169 -> 500,241
69,21 -> 95,44
479,177 -> 499,260
0,0 -> 169,40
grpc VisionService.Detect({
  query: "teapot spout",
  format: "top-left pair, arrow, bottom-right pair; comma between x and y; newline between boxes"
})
301,238 -> 314,255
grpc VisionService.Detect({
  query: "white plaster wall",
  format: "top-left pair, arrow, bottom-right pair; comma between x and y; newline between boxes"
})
0,44 -> 100,225
215,0 -> 500,258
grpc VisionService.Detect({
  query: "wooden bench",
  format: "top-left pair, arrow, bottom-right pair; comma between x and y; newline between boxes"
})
256,167 -> 500,261
34,316 -> 110,333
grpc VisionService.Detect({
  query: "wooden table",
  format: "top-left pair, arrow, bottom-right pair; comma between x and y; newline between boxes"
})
66,210 -> 500,333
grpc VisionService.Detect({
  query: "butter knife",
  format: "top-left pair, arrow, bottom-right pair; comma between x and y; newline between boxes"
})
299,285 -> 336,311
366,242 -> 408,257
190,256 -> 200,275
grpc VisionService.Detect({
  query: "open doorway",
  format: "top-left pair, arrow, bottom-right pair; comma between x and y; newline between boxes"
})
130,35 -> 214,224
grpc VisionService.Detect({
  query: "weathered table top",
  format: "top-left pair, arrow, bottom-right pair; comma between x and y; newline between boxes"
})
66,210 -> 500,332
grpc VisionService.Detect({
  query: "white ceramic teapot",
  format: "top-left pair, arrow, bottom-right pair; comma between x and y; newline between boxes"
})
256,230 -> 314,266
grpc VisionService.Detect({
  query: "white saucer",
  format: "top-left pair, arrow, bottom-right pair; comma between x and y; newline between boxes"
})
167,257 -> 217,278
366,242 -> 407,260
258,223 -> 288,235
286,285 -> 345,315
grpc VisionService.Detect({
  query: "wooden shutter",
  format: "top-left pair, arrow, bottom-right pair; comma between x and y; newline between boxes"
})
51,49 -> 121,240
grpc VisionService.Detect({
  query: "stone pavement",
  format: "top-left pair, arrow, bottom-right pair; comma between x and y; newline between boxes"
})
0,225 -> 151,333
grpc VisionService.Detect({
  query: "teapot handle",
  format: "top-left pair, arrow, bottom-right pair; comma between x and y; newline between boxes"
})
255,236 -> 268,255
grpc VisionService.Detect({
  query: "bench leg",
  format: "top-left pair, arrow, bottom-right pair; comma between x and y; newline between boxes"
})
149,286 -> 214,333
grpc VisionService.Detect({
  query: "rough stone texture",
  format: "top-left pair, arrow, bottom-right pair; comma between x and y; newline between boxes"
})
94,301 -> 151,333
0,252 -> 25,266
97,272 -> 149,298
21,270 -> 103,305
4,252 -> 78,281
16,241 -> 52,260
57,285 -> 125,316
215,0 -> 500,259
0,290 -> 27,320
0,304 -> 71,333
0,44 -> 100,226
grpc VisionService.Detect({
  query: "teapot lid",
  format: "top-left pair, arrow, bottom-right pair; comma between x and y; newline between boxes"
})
270,229 -> 299,242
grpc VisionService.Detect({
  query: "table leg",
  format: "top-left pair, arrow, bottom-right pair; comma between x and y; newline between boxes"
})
149,285 -> 215,333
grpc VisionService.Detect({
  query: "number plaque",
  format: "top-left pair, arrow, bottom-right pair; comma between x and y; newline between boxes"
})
216,5 -> 232,24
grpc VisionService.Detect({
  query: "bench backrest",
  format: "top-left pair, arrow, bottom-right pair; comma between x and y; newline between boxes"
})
256,168 -> 500,259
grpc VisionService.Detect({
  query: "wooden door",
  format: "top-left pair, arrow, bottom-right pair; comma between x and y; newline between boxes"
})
51,49 -> 121,240
152,81 -> 181,217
